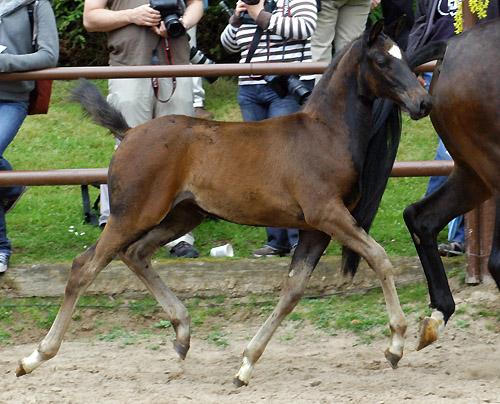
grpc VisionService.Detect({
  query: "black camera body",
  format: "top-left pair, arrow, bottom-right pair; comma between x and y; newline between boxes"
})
150,0 -> 186,38
265,75 -> 312,105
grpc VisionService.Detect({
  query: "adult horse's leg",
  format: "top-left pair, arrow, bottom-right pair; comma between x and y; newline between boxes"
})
234,230 -> 331,387
308,202 -> 407,368
16,220 -> 137,376
119,204 -> 207,359
486,194 -> 500,290
403,167 -> 491,350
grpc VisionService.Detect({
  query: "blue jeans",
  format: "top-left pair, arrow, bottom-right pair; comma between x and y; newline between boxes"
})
422,72 -> 465,244
0,101 -> 28,254
238,80 -> 314,250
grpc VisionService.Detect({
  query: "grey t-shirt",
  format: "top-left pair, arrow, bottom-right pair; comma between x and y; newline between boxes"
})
0,0 -> 59,101
107,0 -> 190,66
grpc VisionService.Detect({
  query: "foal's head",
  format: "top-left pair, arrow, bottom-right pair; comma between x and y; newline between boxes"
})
358,20 -> 433,120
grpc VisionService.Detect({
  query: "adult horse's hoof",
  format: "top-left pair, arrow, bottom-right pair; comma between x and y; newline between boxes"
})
173,341 -> 189,360
233,376 -> 248,388
384,349 -> 401,369
417,316 -> 440,350
16,360 -> 27,377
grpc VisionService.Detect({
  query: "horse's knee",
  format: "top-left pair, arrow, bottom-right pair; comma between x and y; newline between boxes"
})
66,248 -> 96,292
403,203 -> 437,245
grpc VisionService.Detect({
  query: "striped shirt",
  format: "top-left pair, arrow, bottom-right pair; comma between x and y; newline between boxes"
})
220,0 -> 317,85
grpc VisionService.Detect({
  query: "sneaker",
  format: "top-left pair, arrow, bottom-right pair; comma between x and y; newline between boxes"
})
0,253 -> 9,274
2,186 -> 28,214
194,107 -> 214,120
252,246 -> 289,258
438,241 -> 464,257
169,241 -> 199,258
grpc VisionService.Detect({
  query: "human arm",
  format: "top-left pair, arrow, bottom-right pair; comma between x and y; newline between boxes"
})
251,0 -> 317,40
83,0 -> 161,32
151,0 -> 204,37
0,0 -> 59,72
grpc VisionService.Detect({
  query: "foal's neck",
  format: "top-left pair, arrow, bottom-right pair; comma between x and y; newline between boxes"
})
303,41 -> 373,132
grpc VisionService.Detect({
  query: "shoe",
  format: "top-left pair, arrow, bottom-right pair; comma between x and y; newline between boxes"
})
0,253 -> 9,274
438,241 -> 464,257
194,107 -> 214,120
252,246 -> 289,258
169,241 -> 199,258
2,186 -> 28,214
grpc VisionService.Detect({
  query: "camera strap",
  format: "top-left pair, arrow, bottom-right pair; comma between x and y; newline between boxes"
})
151,38 -> 177,104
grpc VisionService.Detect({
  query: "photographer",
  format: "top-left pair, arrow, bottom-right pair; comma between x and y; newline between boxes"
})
220,0 -> 317,258
83,0 -> 203,258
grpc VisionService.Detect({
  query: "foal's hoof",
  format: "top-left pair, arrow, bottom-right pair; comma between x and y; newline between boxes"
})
384,349 -> 401,369
16,360 -> 27,377
173,341 -> 190,360
233,376 -> 248,388
417,316 -> 439,350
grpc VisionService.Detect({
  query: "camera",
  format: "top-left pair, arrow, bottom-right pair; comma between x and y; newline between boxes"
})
190,46 -> 218,83
264,75 -> 312,105
150,0 -> 186,38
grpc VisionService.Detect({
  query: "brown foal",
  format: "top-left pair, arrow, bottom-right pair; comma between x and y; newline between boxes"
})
16,20 -> 432,386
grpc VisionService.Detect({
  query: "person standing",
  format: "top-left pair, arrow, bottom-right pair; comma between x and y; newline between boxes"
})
220,0 -> 317,257
83,0 -> 203,258
0,0 -> 59,273
310,0 -> 370,82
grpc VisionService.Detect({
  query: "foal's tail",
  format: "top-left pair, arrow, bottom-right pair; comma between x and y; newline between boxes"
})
69,78 -> 131,141
341,99 -> 401,277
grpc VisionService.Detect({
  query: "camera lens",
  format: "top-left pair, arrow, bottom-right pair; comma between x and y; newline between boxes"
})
287,76 -> 312,105
165,15 -> 186,38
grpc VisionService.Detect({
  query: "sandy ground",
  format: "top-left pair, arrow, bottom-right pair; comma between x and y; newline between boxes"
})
1,282 -> 500,404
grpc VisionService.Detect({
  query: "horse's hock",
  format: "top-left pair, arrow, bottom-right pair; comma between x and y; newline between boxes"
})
1,257 -> 465,298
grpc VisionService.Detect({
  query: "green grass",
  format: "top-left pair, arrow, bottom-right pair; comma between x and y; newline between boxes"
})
0,281 -> 434,347
5,77 -> 441,263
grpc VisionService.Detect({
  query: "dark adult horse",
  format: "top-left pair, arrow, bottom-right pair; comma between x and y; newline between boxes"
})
403,19 -> 500,350
16,21 -> 432,386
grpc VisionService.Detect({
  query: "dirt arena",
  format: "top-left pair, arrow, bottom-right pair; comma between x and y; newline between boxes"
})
1,278 -> 500,404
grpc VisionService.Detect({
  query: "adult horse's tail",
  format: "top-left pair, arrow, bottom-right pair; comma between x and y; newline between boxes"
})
69,79 -> 131,141
341,99 -> 401,276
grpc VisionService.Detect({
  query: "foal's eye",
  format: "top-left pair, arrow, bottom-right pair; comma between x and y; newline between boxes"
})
376,60 -> 388,68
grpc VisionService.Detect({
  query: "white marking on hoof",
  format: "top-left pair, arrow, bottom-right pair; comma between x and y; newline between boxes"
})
289,269 -> 295,277
19,350 -> 45,375
430,310 -> 445,335
234,356 -> 254,386
388,44 -> 402,60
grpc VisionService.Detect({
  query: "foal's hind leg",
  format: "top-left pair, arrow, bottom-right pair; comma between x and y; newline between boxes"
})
308,203 -> 407,368
119,205 -> 206,359
403,168 -> 491,350
16,223 -> 132,376
234,230 -> 331,387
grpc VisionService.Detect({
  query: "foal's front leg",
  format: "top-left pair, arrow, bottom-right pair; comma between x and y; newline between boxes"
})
234,230 -> 331,387
310,204 -> 407,368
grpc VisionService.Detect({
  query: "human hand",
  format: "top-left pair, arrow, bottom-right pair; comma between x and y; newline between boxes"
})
371,0 -> 381,9
234,0 -> 248,17
130,4 -> 161,26
235,0 -> 264,20
151,21 -> 167,37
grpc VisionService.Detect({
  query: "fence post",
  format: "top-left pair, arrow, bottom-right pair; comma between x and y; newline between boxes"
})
465,199 -> 494,284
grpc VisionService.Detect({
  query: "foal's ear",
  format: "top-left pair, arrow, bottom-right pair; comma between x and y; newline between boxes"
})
384,15 -> 407,42
367,19 -> 384,45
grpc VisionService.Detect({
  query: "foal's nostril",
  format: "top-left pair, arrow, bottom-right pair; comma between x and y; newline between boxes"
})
420,98 -> 433,116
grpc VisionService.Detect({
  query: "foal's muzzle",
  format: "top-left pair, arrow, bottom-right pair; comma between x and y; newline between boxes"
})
405,93 -> 433,120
